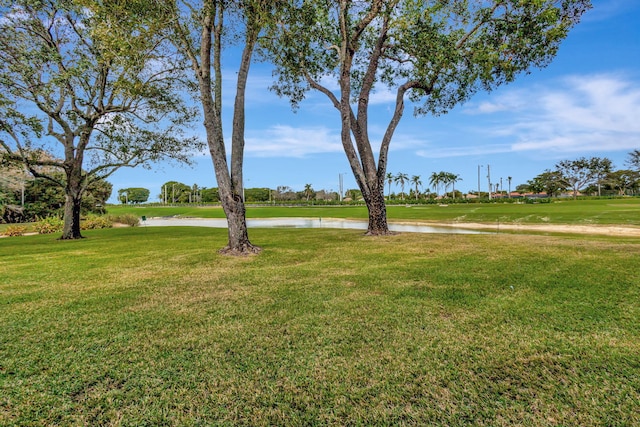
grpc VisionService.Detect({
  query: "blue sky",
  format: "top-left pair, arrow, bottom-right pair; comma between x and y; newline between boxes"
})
107,0 -> 640,202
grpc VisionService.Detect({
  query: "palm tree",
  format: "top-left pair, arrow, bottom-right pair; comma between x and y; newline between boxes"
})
303,183 -> 314,201
440,172 -> 453,198
410,175 -> 422,200
449,173 -> 462,199
386,172 -> 394,200
429,172 -> 442,197
507,176 -> 512,198
394,172 -> 408,200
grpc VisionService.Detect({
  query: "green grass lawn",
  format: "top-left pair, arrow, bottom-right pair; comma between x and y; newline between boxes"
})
1,227 -> 639,425
106,197 -> 640,226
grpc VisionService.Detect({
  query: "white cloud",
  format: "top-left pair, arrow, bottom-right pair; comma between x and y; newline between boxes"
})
369,87 -> 398,105
415,73 -> 640,159
470,73 -> 640,156
464,91 -> 528,114
416,143 -> 513,159
245,125 -> 342,157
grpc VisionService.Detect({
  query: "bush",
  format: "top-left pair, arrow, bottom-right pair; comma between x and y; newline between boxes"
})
81,215 -> 113,230
3,225 -> 28,237
107,213 -> 140,227
33,216 -> 64,234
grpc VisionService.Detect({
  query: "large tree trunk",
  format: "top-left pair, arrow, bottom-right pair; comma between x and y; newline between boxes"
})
61,191 -> 83,239
218,192 -> 259,255
60,165 -> 84,239
362,184 -> 392,235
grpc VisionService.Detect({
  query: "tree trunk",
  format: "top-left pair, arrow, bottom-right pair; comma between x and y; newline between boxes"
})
362,184 -> 392,235
60,165 -> 84,239
188,3 -> 259,256
61,191 -> 83,239
218,193 -> 259,255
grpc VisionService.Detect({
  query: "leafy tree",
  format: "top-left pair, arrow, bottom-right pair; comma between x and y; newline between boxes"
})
0,0 -> 201,239
410,175 -> 422,200
315,189 -> 338,201
605,170 -> 638,196
394,172 -> 408,200
556,157 -> 596,199
163,0 -> 278,254
2,173 -> 111,223
200,187 -> 220,203
244,187 -> 271,202
269,0 -> 590,234
118,188 -> 150,204
161,181 -> 192,204
275,186 -> 297,201
626,150 -> 640,172
515,183 -> 530,194
528,170 -> 567,197
589,157 -> 613,197
345,188 -> 362,201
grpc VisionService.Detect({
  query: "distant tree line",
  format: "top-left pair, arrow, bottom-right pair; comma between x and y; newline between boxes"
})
121,152 -> 640,210
517,152 -> 640,198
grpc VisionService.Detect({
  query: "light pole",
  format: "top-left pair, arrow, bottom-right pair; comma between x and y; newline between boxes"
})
338,173 -> 345,202
487,164 -> 492,200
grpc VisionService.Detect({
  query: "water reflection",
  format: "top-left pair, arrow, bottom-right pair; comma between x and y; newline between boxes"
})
144,217 -> 486,234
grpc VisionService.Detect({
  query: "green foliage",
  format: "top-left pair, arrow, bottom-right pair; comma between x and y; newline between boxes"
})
245,187 -> 270,202
267,0 -> 591,232
33,216 -> 64,234
18,175 -> 112,222
627,149 -> 640,171
200,187 -> 220,203
160,181 -> 193,203
118,187 -> 150,204
528,169 -> 567,197
1,224 -> 27,236
80,215 -> 113,230
0,0 -> 203,237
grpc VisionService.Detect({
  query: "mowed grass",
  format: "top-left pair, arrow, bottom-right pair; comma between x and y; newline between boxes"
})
107,197 -> 640,226
1,227 -> 639,425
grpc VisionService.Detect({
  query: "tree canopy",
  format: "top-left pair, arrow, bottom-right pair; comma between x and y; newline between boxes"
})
118,188 -> 150,204
0,0 -> 202,238
268,0 -> 592,234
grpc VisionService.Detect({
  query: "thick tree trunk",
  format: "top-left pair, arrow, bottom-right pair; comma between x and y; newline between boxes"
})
218,193 -> 260,255
60,165 -> 84,239
60,192 -> 83,239
362,184 -> 392,235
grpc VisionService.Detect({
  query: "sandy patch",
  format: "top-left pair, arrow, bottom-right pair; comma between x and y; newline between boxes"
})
424,221 -> 640,237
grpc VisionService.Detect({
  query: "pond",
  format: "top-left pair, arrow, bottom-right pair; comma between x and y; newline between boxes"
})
142,217 -> 487,234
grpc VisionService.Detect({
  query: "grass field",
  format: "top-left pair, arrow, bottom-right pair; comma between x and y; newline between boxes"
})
1,224 -> 639,425
105,197 -> 640,226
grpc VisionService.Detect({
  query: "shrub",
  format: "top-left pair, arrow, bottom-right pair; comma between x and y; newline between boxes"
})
3,225 -> 28,237
81,215 -> 113,230
107,213 -> 140,227
33,216 -> 64,234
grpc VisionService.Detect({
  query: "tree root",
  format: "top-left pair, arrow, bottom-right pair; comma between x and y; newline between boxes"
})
364,230 -> 398,236
218,242 -> 262,256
